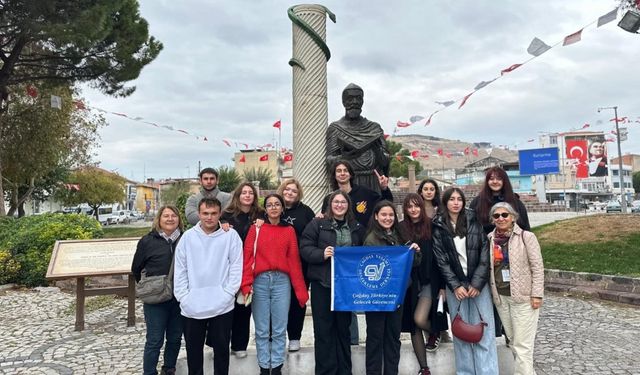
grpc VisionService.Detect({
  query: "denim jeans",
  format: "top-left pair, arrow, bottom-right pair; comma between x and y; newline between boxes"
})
252,271 -> 291,369
143,299 -> 183,375
447,285 -> 498,375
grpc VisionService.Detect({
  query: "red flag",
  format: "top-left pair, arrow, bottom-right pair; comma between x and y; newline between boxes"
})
563,29 -> 583,46
26,85 -> 38,98
222,139 -> 231,147
239,154 -> 246,163
273,120 -> 281,129
565,139 -> 588,178
383,134 -> 390,139
73,100 -> 86,110
396,121 -> 411,128
410,150 -> 420,158
283,154 -> 293,162
501,63 -> 522,75
472,148 -> 479,156
581,124 -> 590,129
458,92 -> 474,109
464,147 -> 470,155
259,154 -> 269,161
437,148 -> 443,156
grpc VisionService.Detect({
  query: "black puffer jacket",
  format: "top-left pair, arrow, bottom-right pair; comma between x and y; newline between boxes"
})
432,209 -> 489,292
131,230 -> 181,282
300,218 -> 365,288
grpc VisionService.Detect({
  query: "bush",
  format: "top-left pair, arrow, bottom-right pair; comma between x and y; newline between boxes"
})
0,249 -> 20,284
3,213 -> 103,287
175,192 -> 190,229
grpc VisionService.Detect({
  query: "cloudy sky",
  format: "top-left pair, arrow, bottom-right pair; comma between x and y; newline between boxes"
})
81,0 -> 640,181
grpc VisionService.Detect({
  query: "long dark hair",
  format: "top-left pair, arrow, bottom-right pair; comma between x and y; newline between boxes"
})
475,166 -> 517,225
417,178 -> 441,209
329,160 -> 355,190
324,190 -> 355,223
399,193 -> 431,241
441,187 -> 467,237
366,200 -> 398,238
225,182 -> 264,221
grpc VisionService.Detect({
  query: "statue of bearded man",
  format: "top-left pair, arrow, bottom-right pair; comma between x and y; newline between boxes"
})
326,83 -> 390,192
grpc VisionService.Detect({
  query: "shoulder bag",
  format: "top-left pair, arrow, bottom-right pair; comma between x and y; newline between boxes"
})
135,256 -> 174,305
451,297 -> 488,343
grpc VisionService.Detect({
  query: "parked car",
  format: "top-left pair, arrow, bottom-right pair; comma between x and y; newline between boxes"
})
631,200 -> 640,213
128,210 -> 143,221
108,210 -> 131,225
606,201 -> 622,213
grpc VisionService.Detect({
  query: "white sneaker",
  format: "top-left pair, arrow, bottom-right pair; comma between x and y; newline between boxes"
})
232,350 -> 247,358
288,340 -> 301,352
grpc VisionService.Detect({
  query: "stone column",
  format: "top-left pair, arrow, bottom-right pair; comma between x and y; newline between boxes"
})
408,164 -> 416,193
288,5 -> 335,213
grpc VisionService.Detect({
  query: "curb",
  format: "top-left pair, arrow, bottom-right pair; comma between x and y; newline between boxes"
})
545,269 -> 640,305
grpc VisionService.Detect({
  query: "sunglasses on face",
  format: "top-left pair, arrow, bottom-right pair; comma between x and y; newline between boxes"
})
492,212 -> 510,219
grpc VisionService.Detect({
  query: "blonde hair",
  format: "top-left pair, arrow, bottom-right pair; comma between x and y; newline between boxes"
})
152,205 -> 184,233
276,178 -> 304,202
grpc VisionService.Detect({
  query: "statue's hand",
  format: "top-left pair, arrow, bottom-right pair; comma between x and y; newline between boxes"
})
374,169 -> 389,190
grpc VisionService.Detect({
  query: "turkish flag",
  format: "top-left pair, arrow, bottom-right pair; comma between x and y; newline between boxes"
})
26,85 -> 38,98
464,147 -> 470,155
565,139 -> 588,178
239,155 -> 246,163
396,121 -> 411,128
283,154 -> 293,162
259,154 -> 268,161
410,150 -> 420,158
437,148 -> 443,156
273,120 -> 281,129
472,148 -> 479,156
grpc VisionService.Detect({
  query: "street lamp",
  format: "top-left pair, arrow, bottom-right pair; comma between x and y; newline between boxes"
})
597,106 -> 627,213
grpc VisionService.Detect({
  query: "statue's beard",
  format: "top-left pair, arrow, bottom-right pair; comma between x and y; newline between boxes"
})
346,108 -> 362,119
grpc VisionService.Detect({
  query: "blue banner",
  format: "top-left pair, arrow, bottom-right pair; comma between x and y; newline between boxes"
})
331,245 -> 413,312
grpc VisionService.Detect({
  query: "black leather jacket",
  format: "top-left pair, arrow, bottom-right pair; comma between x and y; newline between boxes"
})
432,209 -> 489,292
300,218 -> 365,288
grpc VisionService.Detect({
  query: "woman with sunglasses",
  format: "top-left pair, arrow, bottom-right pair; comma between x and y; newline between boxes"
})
488,202 -> 544,375
300,190 -> 365,375
432,187 -> 498,374
469,166 -> 531,342
239,194 -> 309,375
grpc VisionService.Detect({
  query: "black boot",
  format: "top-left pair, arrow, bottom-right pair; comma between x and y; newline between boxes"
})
259,367 -> 270,375
271,364 -> 283,375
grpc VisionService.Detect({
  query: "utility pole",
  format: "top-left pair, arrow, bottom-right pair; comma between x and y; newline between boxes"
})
598,106 -> 627,213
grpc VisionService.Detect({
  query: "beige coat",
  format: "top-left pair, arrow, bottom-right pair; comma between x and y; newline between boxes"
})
489,224 -> 544,304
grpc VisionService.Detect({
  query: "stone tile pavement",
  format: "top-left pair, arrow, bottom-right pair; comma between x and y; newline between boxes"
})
2,286 -> 640,374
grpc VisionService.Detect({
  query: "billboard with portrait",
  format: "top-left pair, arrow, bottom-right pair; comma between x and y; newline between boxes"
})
564,134 -> 608,178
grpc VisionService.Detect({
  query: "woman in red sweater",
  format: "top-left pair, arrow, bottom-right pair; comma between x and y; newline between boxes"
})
239,193 -> 309,375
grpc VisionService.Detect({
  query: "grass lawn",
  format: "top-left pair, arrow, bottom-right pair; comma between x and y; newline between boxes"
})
102,226 -> 151,239
532,214 -> 640,277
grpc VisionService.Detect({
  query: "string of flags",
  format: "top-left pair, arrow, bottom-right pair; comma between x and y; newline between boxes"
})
392,7 -> 623,135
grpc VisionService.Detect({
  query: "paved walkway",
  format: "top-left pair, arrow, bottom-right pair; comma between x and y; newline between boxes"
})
1,287 -> 639,374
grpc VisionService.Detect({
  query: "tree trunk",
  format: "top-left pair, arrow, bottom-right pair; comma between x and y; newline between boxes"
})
14,177 -> 35,214
18,201 -> 25,217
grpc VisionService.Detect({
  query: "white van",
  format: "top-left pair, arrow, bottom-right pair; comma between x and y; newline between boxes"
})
89,207 -> 114,225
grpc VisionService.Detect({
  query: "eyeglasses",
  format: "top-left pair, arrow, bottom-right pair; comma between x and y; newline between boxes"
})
332,200 -> 348,206
266,203 -> 282,209
492,212 -> 510,219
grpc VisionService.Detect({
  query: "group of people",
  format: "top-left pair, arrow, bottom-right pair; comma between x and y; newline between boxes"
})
131,162 -> 545,375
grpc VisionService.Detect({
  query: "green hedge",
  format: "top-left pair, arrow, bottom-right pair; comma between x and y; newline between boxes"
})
0,213 -> 103,287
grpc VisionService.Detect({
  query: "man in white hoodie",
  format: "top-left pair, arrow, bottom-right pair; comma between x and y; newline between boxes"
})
174,197 -> 243,375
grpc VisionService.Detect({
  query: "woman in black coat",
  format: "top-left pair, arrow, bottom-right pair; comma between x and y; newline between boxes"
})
131,205 -> 184,375
300,190 -> 365,375
398,193 -> 447,375
432,188 -> 498,374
